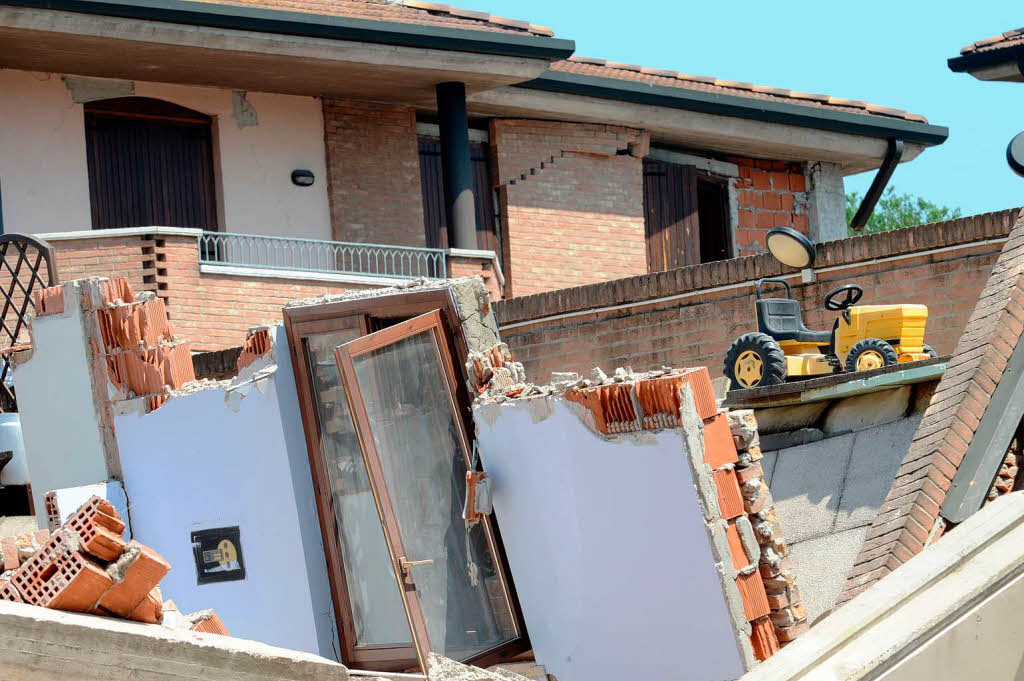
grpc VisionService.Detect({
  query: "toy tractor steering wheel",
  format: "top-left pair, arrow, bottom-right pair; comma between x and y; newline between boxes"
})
824,284 -> 864,311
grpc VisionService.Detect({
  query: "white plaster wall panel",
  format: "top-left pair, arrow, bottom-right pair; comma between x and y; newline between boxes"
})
114,328 -> 337,659
474,397 -> 744,681
14,288 -> 111,525
0,70 -> 331,240
0,70 -> 92,233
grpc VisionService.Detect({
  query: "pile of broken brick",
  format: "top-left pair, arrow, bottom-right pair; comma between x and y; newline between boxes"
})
0,496 -> 227,635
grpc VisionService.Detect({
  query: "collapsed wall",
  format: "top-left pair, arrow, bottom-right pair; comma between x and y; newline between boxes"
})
472,366 -> 806,681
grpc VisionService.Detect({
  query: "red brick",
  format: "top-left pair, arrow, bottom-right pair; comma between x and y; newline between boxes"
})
100,542 -> 171,617
714,468 -> 745,520
735,571 -> 771,621
65,497 -> 127,562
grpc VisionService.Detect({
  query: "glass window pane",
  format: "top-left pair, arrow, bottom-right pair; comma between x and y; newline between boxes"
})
351,329 -> 517,660
306,330 -> 411,647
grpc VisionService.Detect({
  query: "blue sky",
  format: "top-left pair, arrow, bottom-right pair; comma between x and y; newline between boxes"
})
470,1 -> 1023,216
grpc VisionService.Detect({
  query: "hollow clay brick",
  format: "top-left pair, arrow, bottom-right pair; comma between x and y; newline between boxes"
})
189,610 -> 230,636
100,541 -> 171,616
33,285 -> 65,317
713,468 -> 745,520
749,615 -> 780,661
703,413 -> 739,469
236,328 -> 272,372
128,587 -> 164,624
45,492 -> 60,532
65,497 -> 127,562
735,571 -> 771,621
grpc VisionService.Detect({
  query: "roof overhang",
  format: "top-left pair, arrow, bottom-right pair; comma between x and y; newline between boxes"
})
948,46 -> 1024,83
468,75 -> 946,174
0,1 -> 575,104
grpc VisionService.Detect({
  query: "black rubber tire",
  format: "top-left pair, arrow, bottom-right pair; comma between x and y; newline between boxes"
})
923,343 -> 938,359
724,332 -> 787,389
845,338 -> 898,373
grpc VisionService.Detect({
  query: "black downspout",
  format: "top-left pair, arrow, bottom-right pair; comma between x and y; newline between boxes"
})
436,82 -> 477,250
850,138 -> 904,231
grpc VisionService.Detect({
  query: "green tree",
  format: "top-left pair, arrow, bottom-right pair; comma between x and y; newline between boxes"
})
846,186 -> 961,235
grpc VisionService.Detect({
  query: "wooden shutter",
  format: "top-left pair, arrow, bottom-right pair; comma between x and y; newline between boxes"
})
642,158 -> 700,272
417,137 -> 497,253
85,97 -> 218,231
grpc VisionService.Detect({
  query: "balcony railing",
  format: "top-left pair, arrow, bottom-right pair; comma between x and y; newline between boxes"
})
197,231 -> 446,280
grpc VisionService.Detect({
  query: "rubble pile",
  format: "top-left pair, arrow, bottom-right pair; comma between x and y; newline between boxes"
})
0,496 -> 227,636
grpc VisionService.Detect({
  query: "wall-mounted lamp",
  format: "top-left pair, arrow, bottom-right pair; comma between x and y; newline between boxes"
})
1007,132 -> 1024,178
291,169 -> 315,187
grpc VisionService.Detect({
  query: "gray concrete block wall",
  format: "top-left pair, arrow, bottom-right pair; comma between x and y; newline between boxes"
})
766,415 -> 922,622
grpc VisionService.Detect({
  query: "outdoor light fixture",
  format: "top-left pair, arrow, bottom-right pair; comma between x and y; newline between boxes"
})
1007,132 -> 1024,178
766,226 -> 816,269
291,169 -> 315,187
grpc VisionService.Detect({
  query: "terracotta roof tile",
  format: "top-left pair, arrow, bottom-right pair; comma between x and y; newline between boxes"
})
193,0 -> 556,36
553,57 -> 929,123
960,27 -> 1024,55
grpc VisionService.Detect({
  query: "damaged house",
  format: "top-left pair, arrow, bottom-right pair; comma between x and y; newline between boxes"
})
5,4 -> 1024,681
0,0 -> 948,349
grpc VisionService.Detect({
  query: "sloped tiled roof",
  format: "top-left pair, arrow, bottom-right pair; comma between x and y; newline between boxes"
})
960,27 -> 1024,55
192,0 -> 555,35
549,57 -> 930,123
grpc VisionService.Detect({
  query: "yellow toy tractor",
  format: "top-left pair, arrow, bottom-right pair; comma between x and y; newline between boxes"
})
724,227 -> 935,390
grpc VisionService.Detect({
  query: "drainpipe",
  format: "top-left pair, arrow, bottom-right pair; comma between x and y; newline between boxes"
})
849,138 -> 904,231
436,82 -> 477,250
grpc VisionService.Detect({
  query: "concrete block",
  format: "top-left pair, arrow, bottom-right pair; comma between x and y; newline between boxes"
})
760,428 -> 825,452
786,526 -> 870,623
752,403 -> 829,435
768,433 -> 856,544
822,386 -> 911,436
834,416 -> 922,532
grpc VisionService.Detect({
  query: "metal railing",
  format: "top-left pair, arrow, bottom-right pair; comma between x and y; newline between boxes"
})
197,231 -> 446,280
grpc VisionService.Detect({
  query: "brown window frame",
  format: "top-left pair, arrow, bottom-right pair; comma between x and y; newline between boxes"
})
334,310 -> 523,670
283,291 -> 527,672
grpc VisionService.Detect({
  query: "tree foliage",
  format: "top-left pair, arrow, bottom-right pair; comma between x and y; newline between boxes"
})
846,186 -> 961,235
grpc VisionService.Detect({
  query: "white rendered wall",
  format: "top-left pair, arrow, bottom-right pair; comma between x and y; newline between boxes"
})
14,283 -> 111,525
0,70 -> 331,240
114,327 -> 338,659
474,397 -> 744,681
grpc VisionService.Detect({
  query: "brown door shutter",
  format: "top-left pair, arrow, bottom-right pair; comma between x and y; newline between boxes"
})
85,97 -> 217,230
642,158 -> 700,272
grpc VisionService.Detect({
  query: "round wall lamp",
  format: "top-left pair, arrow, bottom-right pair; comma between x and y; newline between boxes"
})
766,226 -> 816,269
1007,132 -> 1024,178
291,169 -> 315,187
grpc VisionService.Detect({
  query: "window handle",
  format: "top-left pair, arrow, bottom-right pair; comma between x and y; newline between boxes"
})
400,557 -> 435,573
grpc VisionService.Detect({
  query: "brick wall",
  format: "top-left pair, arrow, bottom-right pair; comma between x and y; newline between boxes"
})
729,158 -> 809,257
48,232 -> 501,352
491,120 -> 650,297
494,209 -> 1020,382
839,208 -> 1024,603
322,98 -> 425,247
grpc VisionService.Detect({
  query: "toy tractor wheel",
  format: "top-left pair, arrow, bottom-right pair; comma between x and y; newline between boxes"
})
724,333 -> 787,389
845,338 -> 898,373
923,343 -> 937,359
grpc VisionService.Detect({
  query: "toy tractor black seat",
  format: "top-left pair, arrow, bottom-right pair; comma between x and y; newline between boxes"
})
754,279 -> 831,345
